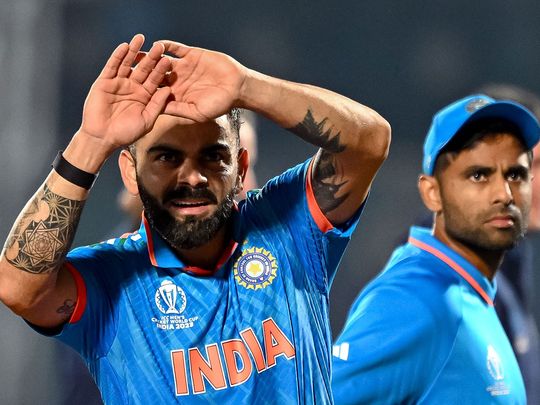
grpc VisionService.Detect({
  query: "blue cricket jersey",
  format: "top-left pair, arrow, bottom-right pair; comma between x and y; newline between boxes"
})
332,227 -> 526,404
54,159 -> 360,404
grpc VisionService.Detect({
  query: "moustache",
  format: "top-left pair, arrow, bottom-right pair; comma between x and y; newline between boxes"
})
163,186 -> 218,204
485,205 -> 522,222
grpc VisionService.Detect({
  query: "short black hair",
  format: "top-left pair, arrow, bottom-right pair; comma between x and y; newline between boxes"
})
433,117 -> 532,177
228,108 -> 241,146
127,108 -> 243,159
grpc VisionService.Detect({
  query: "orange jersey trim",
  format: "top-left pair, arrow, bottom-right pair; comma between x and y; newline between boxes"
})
143,212 -> 239,274
64,262 -> 87,323
306,158 -> 334,233
408,236 -> 494,306
184,240 -> 239,276
143,215 -> 159,267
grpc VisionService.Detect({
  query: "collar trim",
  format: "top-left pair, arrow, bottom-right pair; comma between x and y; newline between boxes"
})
408,236 -> 494,306
142,214 -> 239,274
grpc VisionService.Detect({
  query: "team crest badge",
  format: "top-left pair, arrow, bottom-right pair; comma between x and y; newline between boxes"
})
234,247 -> 278,290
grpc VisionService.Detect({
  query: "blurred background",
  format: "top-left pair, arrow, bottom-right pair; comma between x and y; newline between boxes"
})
2,0 -> 540,403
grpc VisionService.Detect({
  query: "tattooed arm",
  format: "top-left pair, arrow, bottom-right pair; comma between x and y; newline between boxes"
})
159,41 -> 390,226
238,76 -> 391,225
0,34 -> 171,328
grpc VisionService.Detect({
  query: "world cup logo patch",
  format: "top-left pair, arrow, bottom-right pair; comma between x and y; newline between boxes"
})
155,280 -> 187,314
234,247 -> 278,290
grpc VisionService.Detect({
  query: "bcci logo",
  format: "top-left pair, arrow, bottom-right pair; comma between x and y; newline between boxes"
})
155,280 -> 187,314
234,247 -> 278,290
487,344 -> 504,381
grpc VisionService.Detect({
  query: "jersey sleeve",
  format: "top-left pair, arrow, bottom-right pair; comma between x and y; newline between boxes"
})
55,245 -> 119,361
243,158 -> 364,291
332,276 -> 459,404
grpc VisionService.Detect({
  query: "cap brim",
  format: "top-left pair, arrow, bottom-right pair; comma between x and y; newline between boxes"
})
467,101 -> 540,149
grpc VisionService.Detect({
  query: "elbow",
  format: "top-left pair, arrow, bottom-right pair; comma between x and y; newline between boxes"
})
0,267 -> 49,317
360,113 -> 391,164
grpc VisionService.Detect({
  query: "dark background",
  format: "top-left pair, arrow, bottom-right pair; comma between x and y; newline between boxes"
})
1,1 -> 540,402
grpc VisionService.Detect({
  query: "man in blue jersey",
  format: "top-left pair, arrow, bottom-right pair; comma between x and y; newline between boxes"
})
0,34 -> 390,404
332,94 -> 539,404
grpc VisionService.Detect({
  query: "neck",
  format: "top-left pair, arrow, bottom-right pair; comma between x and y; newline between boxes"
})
432,222 -> 504,281
175,223 -> 231,270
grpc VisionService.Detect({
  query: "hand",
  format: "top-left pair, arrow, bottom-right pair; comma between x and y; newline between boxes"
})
158,41 -> 248,121
79,34 -> 172,152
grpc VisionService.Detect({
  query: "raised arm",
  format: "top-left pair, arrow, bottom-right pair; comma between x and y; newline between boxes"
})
159,41 -> 390,225
0,34 -> 171,328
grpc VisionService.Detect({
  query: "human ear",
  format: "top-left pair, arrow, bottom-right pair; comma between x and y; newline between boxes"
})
118,149 -> 139,195
235,148 -> 249,194
418,174 -> 442,213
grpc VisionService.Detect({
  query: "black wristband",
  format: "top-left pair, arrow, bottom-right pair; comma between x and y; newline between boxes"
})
51,151 -> 98,190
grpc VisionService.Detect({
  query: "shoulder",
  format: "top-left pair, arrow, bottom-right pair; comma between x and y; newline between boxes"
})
349,247 -> 464,334
67,232 -> 148,271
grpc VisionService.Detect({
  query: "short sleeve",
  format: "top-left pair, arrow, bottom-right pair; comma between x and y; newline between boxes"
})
332,278 -> 455,404
242,159 -> 364,291
56,246 -> 119,360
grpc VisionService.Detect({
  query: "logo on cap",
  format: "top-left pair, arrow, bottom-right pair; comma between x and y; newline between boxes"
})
466,98 -> 490,113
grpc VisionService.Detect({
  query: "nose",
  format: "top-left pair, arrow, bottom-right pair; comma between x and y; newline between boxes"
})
176,159 -> 208,187
492,175 -> 513,206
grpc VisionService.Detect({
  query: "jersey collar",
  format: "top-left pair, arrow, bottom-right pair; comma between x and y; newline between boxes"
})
408,226 -> 497,306
139,211 -> 239,276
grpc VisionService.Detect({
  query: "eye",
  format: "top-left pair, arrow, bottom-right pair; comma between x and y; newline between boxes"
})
204,151 -> 223,162
470,171 -> 487,182
507,169 -> 528,182
156,152 -> 179,163
507,172 -> 521,181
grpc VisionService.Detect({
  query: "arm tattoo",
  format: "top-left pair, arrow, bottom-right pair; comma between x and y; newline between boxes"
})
56,299 -> 76,321
3,185 -> 84,274
312,151 -> 349,213
290,109 -> 349,213
289,109 -> 346,153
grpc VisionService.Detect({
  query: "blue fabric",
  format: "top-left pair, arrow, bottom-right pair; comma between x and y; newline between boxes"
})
52,159 -> 360,405
332,227 -> 525,404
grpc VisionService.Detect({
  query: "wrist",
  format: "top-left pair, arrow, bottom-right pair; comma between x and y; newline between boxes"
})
63,130 -> 115,174
236,69 -> 281,114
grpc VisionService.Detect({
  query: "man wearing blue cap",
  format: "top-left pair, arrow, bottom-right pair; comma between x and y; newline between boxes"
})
332,94 -> 539,404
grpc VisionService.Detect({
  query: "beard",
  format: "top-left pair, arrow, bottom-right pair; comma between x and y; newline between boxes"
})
137,178 -> 235,250
442,199 -> 528,252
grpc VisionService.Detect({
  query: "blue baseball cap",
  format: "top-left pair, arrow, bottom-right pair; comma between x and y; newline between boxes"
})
423,94 -> 540,175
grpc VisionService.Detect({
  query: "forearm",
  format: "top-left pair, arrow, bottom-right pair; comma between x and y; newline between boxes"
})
0,132 -> 110,310
238,70 -> 390,224
237,69 -> 390,158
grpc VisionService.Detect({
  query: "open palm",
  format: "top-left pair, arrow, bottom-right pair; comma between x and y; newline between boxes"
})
159,41 -> 247,122
80,35 -> 171,150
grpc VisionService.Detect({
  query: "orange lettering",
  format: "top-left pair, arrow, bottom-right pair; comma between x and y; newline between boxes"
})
171,350 -> 189,396
222,339 -> 253,386
189,344 -> 227,394
241,328 -> 267,372
263,318 -> 295,368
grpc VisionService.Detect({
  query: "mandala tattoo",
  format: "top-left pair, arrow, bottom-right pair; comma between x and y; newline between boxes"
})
3,185 -> 84,274
290,109 -> 349,213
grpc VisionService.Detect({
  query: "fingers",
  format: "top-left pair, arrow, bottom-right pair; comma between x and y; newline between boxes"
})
143,57 -> 171,94
130,42 -> 164,84
163,101 -> 202,122
158,40 -> 192,58
134,51 -> 147,66
117,34 -> 146,77
142,87 -> 172,128
98,42 -> 129,79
